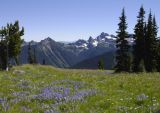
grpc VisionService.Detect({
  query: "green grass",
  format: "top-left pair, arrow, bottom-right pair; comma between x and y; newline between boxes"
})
0,64 -> 159,113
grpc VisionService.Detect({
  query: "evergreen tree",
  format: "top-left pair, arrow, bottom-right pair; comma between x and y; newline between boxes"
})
7,21 -> 24,65
98,58 -> 104,70
153,16 -> 158,39
132,6 -> 146,72
33,48 -> 37,64
115,8 -> 131,72
152,16 -> 159,71
0,21 -> 24,70
0,27 -> 9,70
0,39 -> 7,70
42,59 -> 46,65
145,11 -> 157,72
28,42 -> 34,64
156,39 -> 160,71
28,43 -> 37,64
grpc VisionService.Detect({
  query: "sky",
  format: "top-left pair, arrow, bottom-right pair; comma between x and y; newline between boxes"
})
0,0 -> 160,42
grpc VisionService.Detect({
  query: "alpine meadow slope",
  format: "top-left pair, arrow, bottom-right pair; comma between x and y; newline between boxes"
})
0,65 -> 159,112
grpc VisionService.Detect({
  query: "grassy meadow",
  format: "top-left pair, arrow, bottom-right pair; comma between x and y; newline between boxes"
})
0,65 -> 159,113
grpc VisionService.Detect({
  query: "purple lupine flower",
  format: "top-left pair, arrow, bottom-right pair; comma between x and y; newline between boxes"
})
21,106 -> 32,112
63,88 -> 70,96
0,98 -> 9,112
30,80 -> 97,112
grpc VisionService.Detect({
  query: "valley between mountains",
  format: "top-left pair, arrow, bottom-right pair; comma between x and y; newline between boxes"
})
20,32 -> 134,69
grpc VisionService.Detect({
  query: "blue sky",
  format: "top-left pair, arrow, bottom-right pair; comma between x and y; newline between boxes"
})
0,0 -> 160,41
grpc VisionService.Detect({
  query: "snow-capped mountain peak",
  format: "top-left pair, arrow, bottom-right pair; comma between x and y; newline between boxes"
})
69,32 -> 116,49
92,40 -> 98,47
67,32 -> 134,50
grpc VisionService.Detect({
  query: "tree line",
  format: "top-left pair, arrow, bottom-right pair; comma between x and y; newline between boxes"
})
0,20 -> 46,71
115,6 -> 160,73
0,6 -> 159,72
0,21 -> 24,70
27,42 -> 46,65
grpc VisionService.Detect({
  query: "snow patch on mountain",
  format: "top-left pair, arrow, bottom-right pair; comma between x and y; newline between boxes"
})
67,32 -> 134,50
92,40 -> 98,47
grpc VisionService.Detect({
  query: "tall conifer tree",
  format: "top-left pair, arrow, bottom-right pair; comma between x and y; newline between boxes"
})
145,11 -> 157,72
0,22 -> 24,70
98,58 -> 104,70
28,42 -> 34,64
152,16 -> 159,71
115,8 -> 131,72
33,48 -> 37,64
132,6 -> 146,72
7,21 -> 24,65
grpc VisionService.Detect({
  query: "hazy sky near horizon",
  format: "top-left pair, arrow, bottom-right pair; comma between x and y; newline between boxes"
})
0,0 -> 160,42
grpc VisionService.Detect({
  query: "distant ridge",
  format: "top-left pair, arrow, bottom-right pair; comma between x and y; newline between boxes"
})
19,32 -> 133,69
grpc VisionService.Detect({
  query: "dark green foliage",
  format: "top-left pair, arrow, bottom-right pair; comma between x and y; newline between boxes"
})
115,8 -> 131,72
0,38 -> 7,70
98,58 -> 104,70
132,7 -> 159,73
0,21 -> 24,70
156,39 -> 160,71
8,21 -> 24,64
28,43 -> 37,64
145,11 -> 157,72
43,59 -> 46,65
33,48 -> 37,64
132,6 -> 146,72
152,16 -> 158,39
152,16 -> 159,71
28,42 -> 34,64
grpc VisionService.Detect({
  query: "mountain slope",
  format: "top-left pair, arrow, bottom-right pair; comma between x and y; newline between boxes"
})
19,32 -> 133,68
72,51 -> 115,69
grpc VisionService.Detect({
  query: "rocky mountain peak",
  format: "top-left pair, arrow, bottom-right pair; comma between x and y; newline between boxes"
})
40,37 -> 55,45
88,36 -> 94,43
43,37 -> 53,42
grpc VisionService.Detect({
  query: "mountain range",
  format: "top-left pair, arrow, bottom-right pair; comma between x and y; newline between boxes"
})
19,32 -> 134,69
